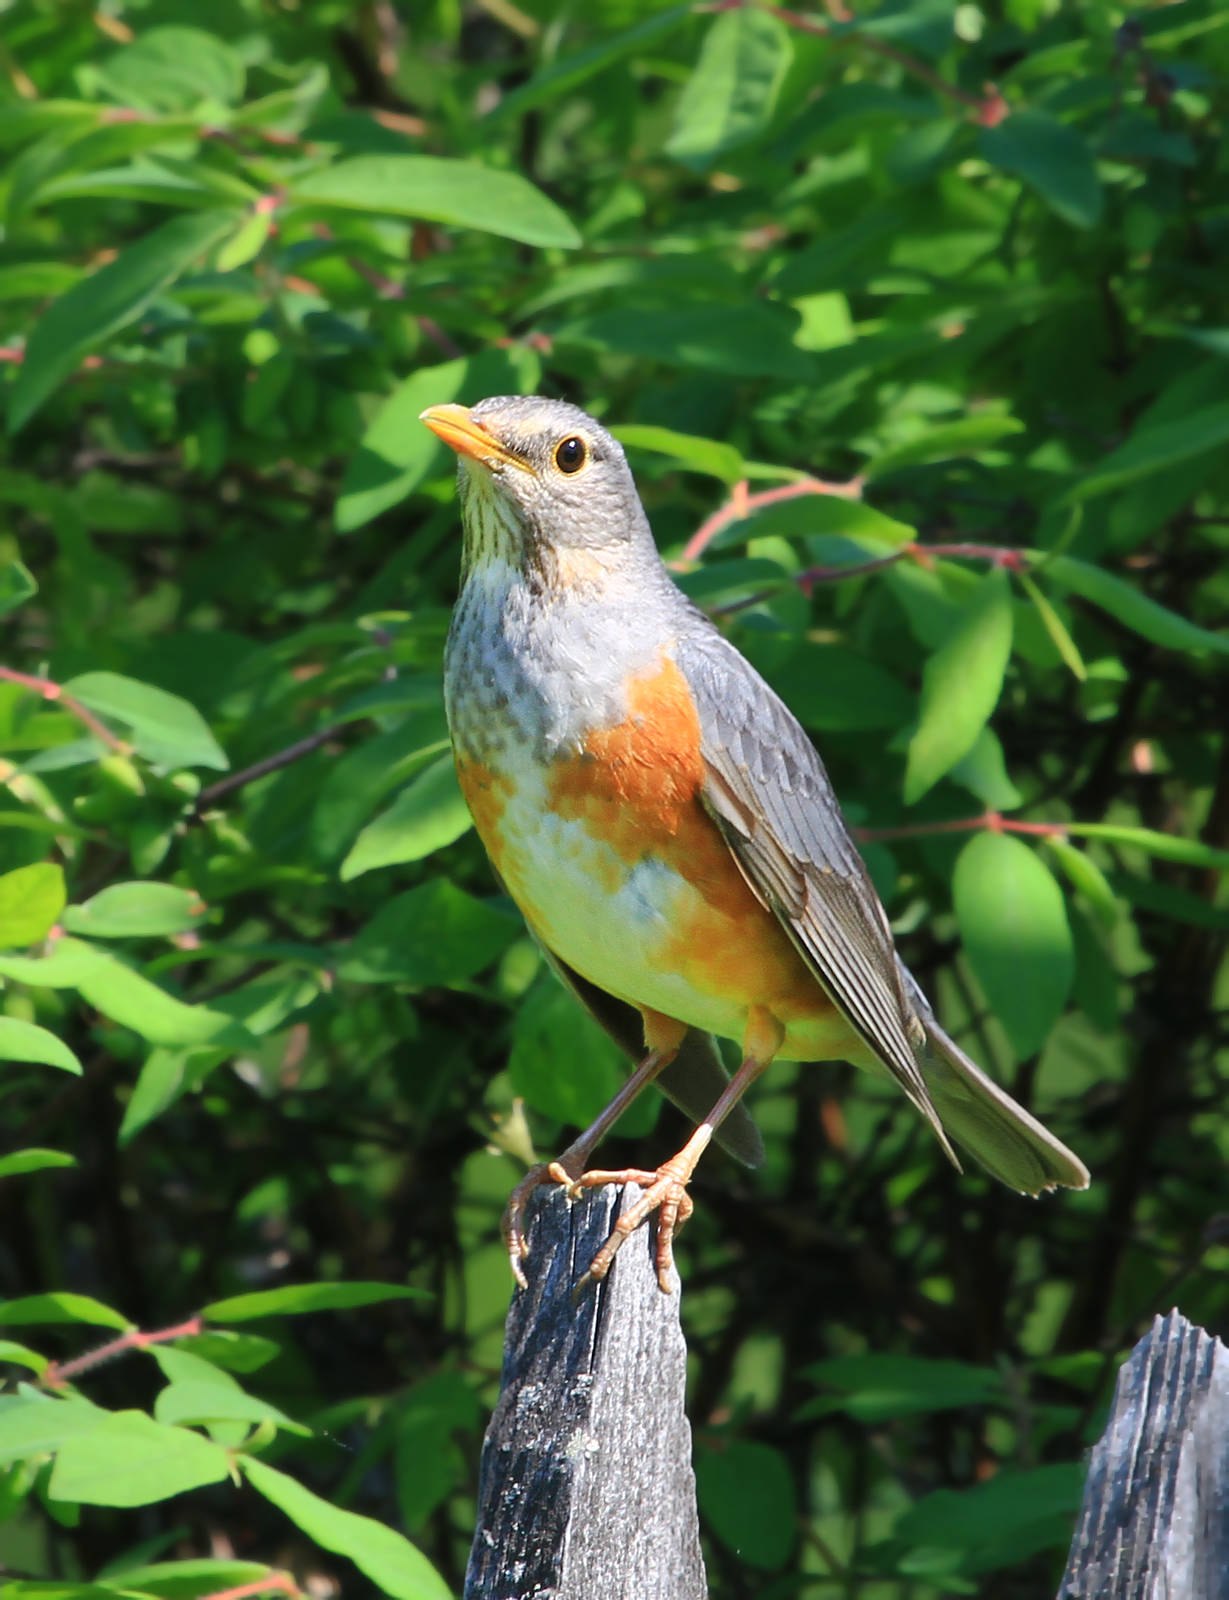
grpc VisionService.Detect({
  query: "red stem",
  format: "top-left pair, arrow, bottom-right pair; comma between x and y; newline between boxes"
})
0,666 -> 125,752
854,811 -> 1067,845
200,1579 -> 301,1600
680,474 -> 864,563
42,1314 -> 204,1388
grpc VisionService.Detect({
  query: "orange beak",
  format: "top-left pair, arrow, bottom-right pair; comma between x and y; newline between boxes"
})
419,403 -> 529,472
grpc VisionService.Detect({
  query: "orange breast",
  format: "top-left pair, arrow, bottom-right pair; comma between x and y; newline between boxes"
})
455,656 -> 843,1054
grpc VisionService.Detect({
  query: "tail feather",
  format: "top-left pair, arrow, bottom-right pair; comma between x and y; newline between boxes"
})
922,1014 -> 1088,1195
899,964 -> 1088,1194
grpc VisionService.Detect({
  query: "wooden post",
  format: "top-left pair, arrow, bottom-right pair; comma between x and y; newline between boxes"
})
1058,1308 -> 1229,1598
464,1183 -> 707,1600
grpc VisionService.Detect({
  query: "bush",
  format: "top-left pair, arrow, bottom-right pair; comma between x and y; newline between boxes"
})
1,1 -> 1226,1596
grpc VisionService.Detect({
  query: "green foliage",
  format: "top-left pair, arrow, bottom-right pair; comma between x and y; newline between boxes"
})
1,0 -> 1226,1597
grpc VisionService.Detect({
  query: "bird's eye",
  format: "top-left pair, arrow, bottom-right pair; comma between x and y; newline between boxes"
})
553,435 -> 588,475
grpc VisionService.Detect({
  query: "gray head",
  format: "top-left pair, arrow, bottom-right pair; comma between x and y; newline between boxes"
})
420,395 -> 657,587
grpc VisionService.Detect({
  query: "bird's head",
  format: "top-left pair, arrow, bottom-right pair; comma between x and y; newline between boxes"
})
420,395 -> 654,590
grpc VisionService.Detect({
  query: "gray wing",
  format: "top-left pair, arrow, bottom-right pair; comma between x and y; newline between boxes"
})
676,629 -> 955,1159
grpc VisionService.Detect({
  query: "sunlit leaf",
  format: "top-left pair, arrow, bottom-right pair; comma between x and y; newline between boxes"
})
904,568 -> 1013,804
8,209 -> 235,433
953,832 -> 1075,1058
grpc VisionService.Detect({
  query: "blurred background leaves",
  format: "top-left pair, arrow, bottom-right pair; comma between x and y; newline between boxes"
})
0,0 -> 1226,1595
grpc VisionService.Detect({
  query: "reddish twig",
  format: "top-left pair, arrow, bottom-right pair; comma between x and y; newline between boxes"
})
679,475 -> 864,564
854,811 -> 1066,845
42,1314 -> 204,1388
0,666 -> 125,753
200,1578 -> 302,1600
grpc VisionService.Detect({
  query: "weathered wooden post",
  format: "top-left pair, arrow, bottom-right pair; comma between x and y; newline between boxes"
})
464,1183 -> 707,1600
1059,1309 -> 1229,1598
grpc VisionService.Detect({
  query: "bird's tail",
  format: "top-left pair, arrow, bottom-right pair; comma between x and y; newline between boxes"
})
921,1013 -> 1088,1194
899,964 -> 1089,1194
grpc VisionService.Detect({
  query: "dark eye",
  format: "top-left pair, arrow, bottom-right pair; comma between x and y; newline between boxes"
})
554,435 -> 588,474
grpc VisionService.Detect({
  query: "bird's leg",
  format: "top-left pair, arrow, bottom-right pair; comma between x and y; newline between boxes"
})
501,1038 -> 679,1288
576,1008 -> 784,1294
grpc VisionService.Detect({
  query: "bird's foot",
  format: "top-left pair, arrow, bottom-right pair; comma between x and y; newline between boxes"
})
501,1158 -> 588,1290
562,1158 -> 696,1295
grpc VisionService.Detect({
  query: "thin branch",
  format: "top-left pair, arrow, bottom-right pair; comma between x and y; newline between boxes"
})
200,1578 -> 302,1600
43,1314 -> 204,1388
194,725 -> 344,813
854,811 -> 1067,845
679,474 -> 864,564
0,666 -> 125,752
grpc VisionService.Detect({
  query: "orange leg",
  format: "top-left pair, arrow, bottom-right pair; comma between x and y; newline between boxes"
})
501,1033 -> 681,1288
573,1007 -> 784,1294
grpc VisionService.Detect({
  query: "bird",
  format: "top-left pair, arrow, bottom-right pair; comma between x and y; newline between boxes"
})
420,395 -> 1089,1292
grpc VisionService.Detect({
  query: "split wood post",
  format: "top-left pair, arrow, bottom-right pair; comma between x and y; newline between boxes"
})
463,1183 -> 707,1600
1058,1308 -> 1229,1598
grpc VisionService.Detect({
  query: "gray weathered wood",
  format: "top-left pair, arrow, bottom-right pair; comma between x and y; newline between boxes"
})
1059,1308 -> 1229,1599
464,1183 -> 707,1600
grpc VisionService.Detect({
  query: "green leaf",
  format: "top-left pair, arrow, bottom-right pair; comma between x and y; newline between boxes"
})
338,880 -> 518,987
74,951 -> 254,1049
0,1339 -> 49,1374
0,1018 -> 81,1074
241,1456 -> 452,1600
803,1354 -> 1005,1421
979,111 -> 1103,229
175,1330 -> 280,1374
947,728 -> 1023,811
1040,555 -> 1229,656
8,210 -> 236,434
865,416 -> 1024,479
0,1149 -> 75,1179
94,1560 -> 275,1599
0,937 -> 110,988
60,673 -> 229,769
90,26 -> 246,113
903,568 -> 1014,804
0,559 -> 37,616
1044,838 -> 1119,928
557,305 -> 812,380
0,1292 -> 129,1330
1061,820 -> 1229,871
509,976 -> 635,1130
1062,404 -> 1229,501
711,495 -> 916,552
492,6 -> 693,121
48,1411 -> 231,1507
340,755 -> 472,880
696,1439 -> 797,1570
202,1281 -> 427,1322
767,647 -> 913,734
154,1379 -> 308,1435
666,9 -> 793,169
0,863 -> 66,948
1016,571 -> 1086,680
62,882 -> 205,939
118,1047 -> 223,1145
613,424 -> 743,485
336,345 -> 540,531
290,156 -> 580,248
894,1463 -> 1083,1561
953,832 -> 1075,1058
0,1392 -> 112,1464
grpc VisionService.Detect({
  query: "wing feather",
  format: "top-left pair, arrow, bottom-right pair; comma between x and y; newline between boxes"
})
676,630 -> 954,1154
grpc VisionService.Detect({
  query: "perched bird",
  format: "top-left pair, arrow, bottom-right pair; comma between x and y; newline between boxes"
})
421,396 -> 1089,1291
